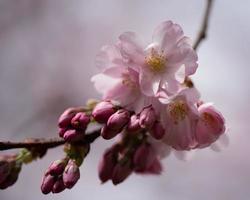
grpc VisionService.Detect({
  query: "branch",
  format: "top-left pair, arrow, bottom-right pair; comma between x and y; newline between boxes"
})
193,0 -> 214,50
0,129 -> 101,151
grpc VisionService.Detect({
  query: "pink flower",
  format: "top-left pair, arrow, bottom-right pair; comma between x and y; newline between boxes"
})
92,21 -> 197,113
161,88 -> 200,150
117,21 -> 198,96
92,62 -> 146,113
195,103 -> 226,148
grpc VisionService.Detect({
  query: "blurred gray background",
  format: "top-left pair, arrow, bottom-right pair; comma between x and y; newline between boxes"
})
0,0 -> 249,199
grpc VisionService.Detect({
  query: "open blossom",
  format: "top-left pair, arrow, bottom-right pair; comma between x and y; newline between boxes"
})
92,61 -> 146,112
92,20 -> 197,113
160,88 -> 200,150
117,20 -> 198,96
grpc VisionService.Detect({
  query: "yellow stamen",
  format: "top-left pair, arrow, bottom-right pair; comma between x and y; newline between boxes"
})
146,49 -> 166,73
121,71 -> 137,90
168,100 -> 188,124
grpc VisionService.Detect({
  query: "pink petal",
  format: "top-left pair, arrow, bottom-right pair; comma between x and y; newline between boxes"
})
139,69 -> 161,96
152,21 -> 184,54
104,81 -> 138,106
167,37 -> 198,76
91,74 -> 120,95
102,66 -> 124,78
96,45 -> 124,70
118,32 -> 145,66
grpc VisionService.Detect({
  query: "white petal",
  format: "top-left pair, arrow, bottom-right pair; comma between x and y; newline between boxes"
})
210,133 -> 229,152
173,150 -> 196,161
91,74 -> 120,95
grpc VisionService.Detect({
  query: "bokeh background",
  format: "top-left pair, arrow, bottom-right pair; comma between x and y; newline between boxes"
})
0,0 -> 249,199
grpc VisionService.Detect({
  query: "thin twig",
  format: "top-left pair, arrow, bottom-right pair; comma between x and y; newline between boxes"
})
193,0 -> 214,50
0,129 -> 101,151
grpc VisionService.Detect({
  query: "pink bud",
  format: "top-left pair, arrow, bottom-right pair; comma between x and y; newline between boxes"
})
112,161 -> 132,185
133,144 -> 155,172
107,109 -> 130,131
58,128 -> 67,138
98,145 -> 119,183
52,177 -> 66,193
0,160 -> 21,189
58,108 -> 77,128
41,174 -> 56,194
195,103 -> 226,148
139,106 -> 156,129
143,158 -> 162,175
0,172 -> 19,190
48,159 -> 67,176
63,160 -> 80,189
127,115 -> 141,133
71,112 -> 90,130
101,125 -> 119,140
150,121 -> 165,140
92,101 -> 116,123
63,129 -> 84,142
0,161 -> 11,184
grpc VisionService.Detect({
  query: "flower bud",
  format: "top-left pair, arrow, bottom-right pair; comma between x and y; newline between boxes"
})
0,160 -> 21,189
139,106 -> 156,129
41,174 -> 56,194
92,101 -> 116,123
71,112 -> 90,130
58,128 -> 67,138
58,108 -> 77,128
112,161 -> 132,185
127,115 -> 141,133
150,121 -> 165,140
195,103 -> 226,148
63,160 -> 80,189
0,161 -> 11,184
63,130 -> 84,142
101,125 -> 120,140
52,177 -> 66,193
98,145 -> 119,183
133,144 -> 155,172
48,159 -> 67,176
143,158 -> 162,175
107,109 -> 130,131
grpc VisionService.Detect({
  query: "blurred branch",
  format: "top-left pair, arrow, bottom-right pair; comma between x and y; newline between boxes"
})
0,129 -> 100,151
193,0 -> 214,50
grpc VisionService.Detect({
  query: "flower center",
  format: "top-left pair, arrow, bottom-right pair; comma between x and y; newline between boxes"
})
146,49 -> 166,73
168,100 -> 188,124
121,71 -> 137,90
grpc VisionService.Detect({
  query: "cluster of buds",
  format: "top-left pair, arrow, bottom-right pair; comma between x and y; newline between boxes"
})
41,143 -> 89,194
58,107 -> 91,141
41,159 -> 80,194
92,101 -> 165,140
92,101 -> 167,184
0,155 -> 22,189
98,135 -> 162,185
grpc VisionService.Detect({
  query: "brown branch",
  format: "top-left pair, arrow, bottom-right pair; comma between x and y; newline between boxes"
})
193,0 -> 214,50
0,129 -> 101,151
